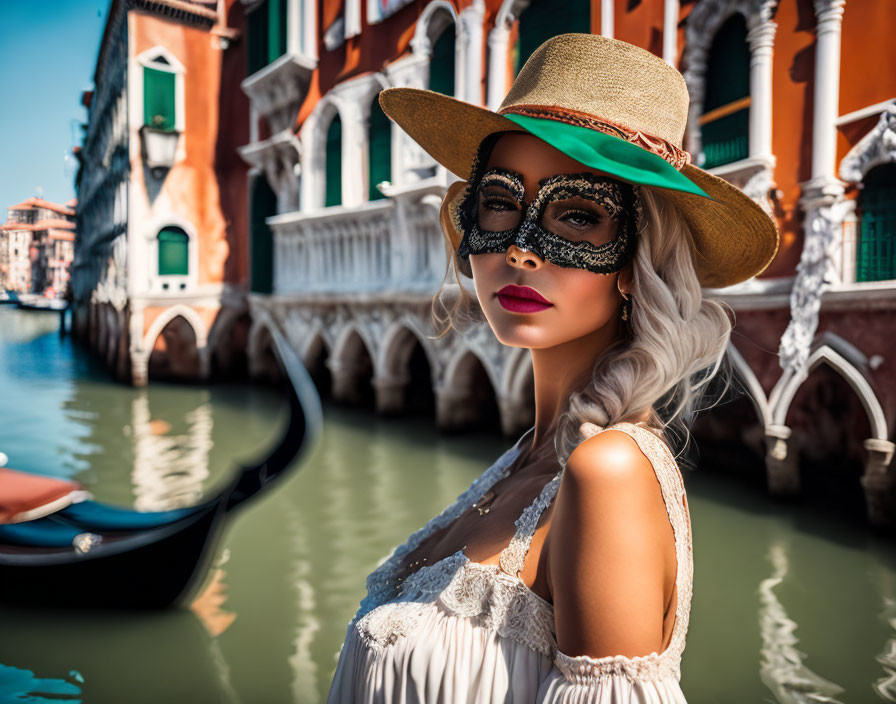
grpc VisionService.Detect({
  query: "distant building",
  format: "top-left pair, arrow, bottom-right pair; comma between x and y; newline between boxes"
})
0,197 -> 76,294
71,0 -> 249,384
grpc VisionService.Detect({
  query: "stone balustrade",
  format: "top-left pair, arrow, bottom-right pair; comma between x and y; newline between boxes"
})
268,185 -> 448,296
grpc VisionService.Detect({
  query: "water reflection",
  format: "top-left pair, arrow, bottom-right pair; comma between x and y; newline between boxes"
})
758,539 -> 846,703
286,505 -> 321,704
0,308 -> 59,345
873,566 -> 896,701
190,550 -> 237,638
130,393 -> 213,511
190,551 -> 241,703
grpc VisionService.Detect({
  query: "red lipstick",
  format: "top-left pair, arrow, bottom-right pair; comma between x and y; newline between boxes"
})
496,285 -> 553,313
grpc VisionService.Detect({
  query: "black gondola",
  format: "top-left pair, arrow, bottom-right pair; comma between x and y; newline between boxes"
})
0,325 -> 322,608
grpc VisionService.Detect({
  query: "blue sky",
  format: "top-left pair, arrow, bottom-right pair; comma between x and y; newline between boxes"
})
0,0 -> 110,211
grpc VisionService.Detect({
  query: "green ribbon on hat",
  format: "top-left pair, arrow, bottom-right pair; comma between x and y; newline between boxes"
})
502,113 -> 711,199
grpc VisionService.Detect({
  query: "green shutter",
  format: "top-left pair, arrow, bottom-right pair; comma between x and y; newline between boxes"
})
250,176 -> 277,293
429,27 -> 456,96
514,0 -> 591,76
325,116 -> 342,207
369,96 -> 391,201
701,108 -> 749,168
700,14 -> 750,168
248,0 -> 269,74
269,0 -> 287,63
857,164 -> 896,283
158,228 -> 189,276
144,67 -> 176,131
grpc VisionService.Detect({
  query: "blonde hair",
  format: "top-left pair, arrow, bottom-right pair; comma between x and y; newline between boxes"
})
429,185 -> 735,470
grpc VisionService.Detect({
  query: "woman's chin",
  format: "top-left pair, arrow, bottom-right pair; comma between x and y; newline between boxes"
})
487,324 -> 557,350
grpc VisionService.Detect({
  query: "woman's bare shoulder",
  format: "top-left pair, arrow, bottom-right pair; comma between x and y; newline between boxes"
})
547,427 -> 671,658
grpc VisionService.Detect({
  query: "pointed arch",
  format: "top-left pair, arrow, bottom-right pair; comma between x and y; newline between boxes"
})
728,344 -> 771,427
332,323 -> 376,371
378,318 -> 436,382
443,345 -> 498,394
770,334 -> 888,440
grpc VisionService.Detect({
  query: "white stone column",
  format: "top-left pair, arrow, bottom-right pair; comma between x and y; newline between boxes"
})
662,0 -> 679,65
287,0 -> 300,55
486,22 -> 510,110
747,14 -> 776,159
459,1 -> 485,104
810,0 -> 845,182
250,103 -> 259,144
340,100 -> 366,207
779,0 -> 847,376
301,0 -> 317,60
344,0 -> 361,38
298,133 -> 318,209
682,47 -> 707,159
601,0 -> 614,38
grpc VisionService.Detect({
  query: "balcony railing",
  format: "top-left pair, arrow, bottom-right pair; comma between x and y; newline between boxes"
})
268,190 -> 448,296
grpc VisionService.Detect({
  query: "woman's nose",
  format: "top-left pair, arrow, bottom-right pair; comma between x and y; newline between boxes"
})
505,244 -> 544,270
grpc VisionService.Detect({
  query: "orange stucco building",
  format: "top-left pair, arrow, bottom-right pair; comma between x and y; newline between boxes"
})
72,0 -> 250,384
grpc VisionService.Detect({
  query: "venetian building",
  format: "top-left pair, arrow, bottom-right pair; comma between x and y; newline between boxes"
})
0,197 -> 76,294
72,0 -> 251,384
242,0 -> 896,527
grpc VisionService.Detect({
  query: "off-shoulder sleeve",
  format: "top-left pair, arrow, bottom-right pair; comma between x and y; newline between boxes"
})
535,650 -> 688,703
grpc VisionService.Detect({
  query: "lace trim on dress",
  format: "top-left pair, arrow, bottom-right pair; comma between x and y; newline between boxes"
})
350,431 -> 532,625
498,471 -> 562,576
355,555 -> 557,656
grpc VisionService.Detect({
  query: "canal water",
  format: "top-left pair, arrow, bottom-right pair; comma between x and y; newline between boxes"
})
0,305 -> 894,704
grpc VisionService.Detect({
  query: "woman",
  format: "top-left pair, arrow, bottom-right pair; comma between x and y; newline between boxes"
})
328,33 -> 778,702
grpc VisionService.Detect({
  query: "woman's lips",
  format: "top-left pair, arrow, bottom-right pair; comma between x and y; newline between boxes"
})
496,285 -> 553,313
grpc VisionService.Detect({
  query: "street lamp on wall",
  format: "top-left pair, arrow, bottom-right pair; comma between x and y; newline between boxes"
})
139,124 -> 180,179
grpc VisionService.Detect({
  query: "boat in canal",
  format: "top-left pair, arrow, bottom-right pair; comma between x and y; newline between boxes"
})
0,325 -> 322,609
15,293 -> 66,312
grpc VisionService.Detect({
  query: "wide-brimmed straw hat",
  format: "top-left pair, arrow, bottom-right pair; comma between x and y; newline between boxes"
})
378,33 -> 779,289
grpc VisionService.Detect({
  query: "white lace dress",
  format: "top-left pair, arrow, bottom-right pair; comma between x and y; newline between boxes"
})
327,421 -> 693,703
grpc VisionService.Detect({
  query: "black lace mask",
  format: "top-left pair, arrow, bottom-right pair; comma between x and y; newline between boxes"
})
455,141 -> 640,275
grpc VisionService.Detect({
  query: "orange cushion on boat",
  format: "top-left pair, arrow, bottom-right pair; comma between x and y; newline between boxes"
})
0,467 -> 91,524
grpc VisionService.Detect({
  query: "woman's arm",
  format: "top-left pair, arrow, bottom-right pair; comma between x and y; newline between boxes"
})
547,428 -> 674,658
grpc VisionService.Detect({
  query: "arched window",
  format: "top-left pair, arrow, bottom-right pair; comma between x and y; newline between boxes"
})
157,227 -> 189,276
429,26 -> 455,96
513,0 -> 590,76
250,175 -> 277,293
325,114 -> 342,207
857,163 -> 896,282
368,93 -> 391,201
699,14 -> 750,169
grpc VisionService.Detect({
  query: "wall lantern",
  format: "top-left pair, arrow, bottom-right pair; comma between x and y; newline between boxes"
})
139,124 -> 180,178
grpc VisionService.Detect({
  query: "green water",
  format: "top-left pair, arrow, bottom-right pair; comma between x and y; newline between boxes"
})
0,306 -> 893,704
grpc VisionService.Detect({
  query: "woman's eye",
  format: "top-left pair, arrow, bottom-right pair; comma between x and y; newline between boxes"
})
483,197 -> 518,212
558,209 -> 601,228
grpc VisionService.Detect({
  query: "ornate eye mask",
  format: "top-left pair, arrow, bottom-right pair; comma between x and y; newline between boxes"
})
455,163 -> 640,275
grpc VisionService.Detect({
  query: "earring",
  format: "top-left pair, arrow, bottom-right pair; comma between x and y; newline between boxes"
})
618,285 -> 632,322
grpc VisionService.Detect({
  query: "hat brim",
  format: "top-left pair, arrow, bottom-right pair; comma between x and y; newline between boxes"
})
379,87 -> 779,289
501,113 -> 710,199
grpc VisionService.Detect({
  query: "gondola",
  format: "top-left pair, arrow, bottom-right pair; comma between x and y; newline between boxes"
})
0,325 -> 322,609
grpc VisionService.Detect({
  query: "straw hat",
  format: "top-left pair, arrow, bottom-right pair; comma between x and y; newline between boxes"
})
378,33 -> 779,289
